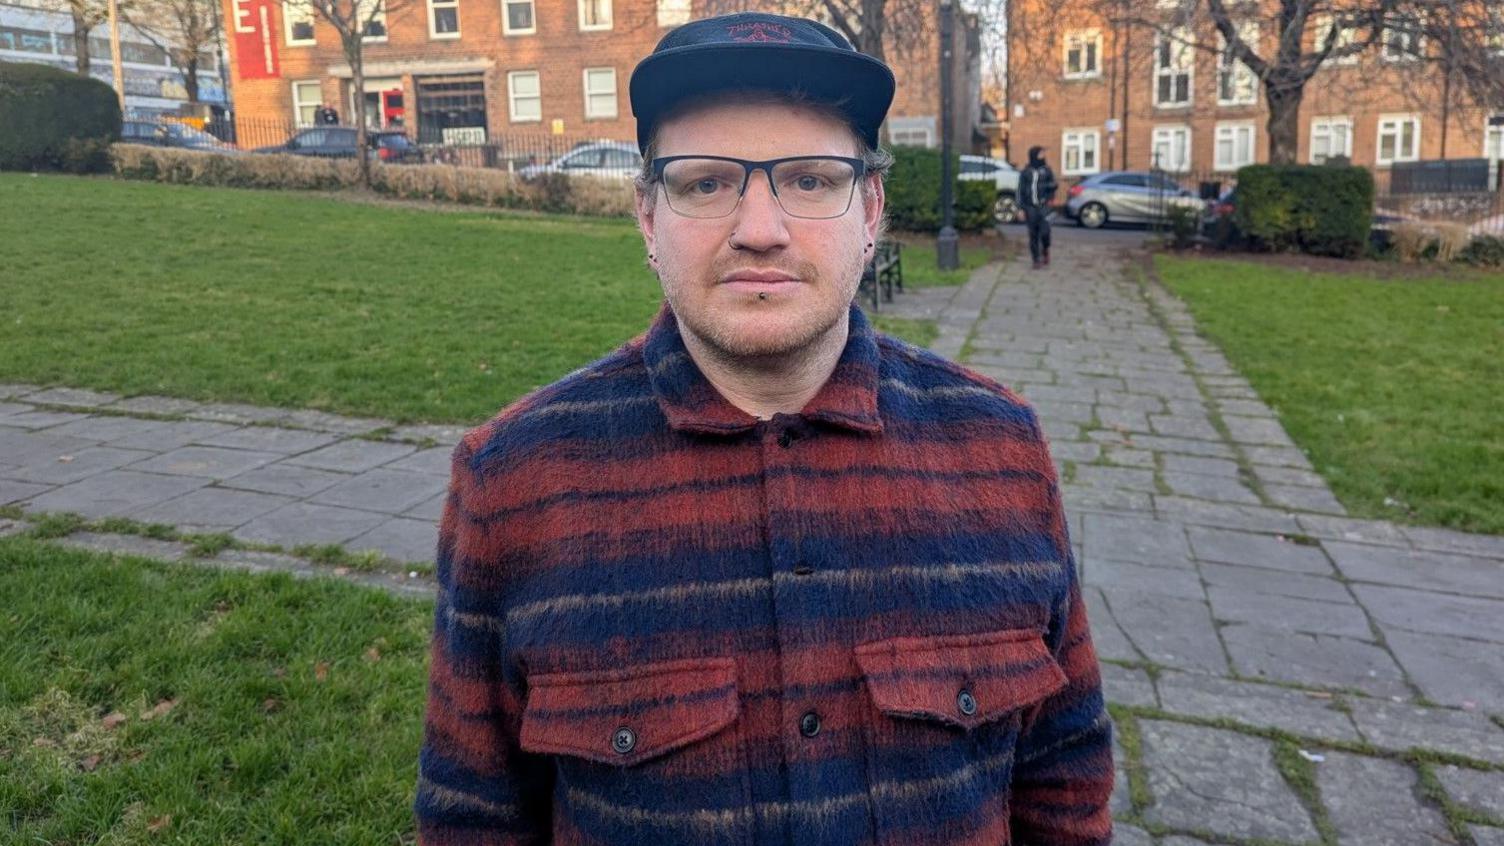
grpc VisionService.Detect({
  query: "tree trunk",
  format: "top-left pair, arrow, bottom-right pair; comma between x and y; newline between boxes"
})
350,40 -> 371,188
1265,84 -> 1302,165
184,55 -> 200,102
72,12 -> 92,76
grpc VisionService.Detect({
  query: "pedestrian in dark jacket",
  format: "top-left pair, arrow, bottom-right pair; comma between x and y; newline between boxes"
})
1017,146 -> 1058,269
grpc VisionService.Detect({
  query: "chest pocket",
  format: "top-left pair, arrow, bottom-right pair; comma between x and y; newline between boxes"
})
854,628 -> 1068,846
520,656 -> 754,846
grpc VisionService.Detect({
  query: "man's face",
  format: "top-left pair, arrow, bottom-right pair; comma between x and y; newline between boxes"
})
636,100 -> 884,361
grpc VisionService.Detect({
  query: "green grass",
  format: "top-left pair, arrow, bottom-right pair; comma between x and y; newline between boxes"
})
0,174 -> 941,423
0,536 -> 431,844
1155,255 -> 1504,534
871,314 -> 939,348
898,243 -> 993,288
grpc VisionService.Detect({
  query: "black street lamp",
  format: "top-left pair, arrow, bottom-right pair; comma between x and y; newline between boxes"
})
937,0 -> 959,270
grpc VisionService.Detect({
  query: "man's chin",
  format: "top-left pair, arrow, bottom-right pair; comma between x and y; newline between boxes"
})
699,311 -> 840,361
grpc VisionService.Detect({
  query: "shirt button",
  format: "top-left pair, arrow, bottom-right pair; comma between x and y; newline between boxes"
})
957,689 -> 978,717
777,431 -> 795,448
799,711 -> 821,738
611,726 -> 637,755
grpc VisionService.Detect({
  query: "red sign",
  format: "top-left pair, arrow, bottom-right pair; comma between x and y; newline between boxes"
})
232,0 -> 281,80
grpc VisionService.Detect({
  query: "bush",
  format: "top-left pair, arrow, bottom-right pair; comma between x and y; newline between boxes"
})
0,60 -> 120,172
1165,204 -> 1201,250
110,144 -> 637,217
1457,234 -> 1504,267
885,146 -> 997,233
1233,164 -> 1373,258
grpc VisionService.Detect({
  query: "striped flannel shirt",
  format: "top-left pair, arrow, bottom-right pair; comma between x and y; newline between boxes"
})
416,303 -> 1114,846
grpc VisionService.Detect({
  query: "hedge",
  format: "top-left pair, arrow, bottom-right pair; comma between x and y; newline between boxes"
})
1233,164 -> 1374,258
0,60 -> 120,172
885,146 -> 996,232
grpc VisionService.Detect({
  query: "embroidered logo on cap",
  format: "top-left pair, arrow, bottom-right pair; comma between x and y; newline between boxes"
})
727,22 -> 794,42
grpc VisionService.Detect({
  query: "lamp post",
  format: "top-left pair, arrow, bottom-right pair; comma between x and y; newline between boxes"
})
107,0 -> 125,111
937,0 -> 959,270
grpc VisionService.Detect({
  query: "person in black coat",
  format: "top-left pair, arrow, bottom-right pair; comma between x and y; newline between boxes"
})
1017,146 -> 1058,269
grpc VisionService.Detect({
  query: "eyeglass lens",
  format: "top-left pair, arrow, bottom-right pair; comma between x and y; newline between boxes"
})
661,158 -> 858,219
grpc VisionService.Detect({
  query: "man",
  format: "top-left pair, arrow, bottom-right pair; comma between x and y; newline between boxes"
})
415,12 -> 1112,846
1017,146 -> 1058,269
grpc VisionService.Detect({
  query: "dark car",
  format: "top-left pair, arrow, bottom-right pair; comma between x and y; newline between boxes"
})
122,119 -> 241,154
253,127 -> 424,163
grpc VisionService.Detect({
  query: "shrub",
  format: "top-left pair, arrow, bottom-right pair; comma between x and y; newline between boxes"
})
1433,223 -> 1471,263
1233,164 -> 1373,258
885,146 -> 997,233
1165,204 -> 1201,250
0,60 -> 120,172
1456,234 -> 1504,267
1391,222 -> 1435,262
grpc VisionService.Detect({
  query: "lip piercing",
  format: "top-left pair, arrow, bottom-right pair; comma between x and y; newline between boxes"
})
757,292 -> 768,300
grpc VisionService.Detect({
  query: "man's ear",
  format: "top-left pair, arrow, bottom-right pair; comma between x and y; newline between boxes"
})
635,188 -> 658,260
863,173 -> 886,243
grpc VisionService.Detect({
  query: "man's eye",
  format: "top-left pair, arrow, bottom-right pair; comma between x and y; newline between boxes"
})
787,173 -> 830,192
694,178 -> 724,194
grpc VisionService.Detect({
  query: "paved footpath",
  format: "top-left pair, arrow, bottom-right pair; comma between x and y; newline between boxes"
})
2,235 -> 1503,843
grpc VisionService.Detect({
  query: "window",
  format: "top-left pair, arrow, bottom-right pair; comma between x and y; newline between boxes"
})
578,0 -> 612,31
1152,125 -> 1191,172
1309,116 -> 1353,164
503,0 -> 534,34
657,0 -> 690,27
284,0 -> 315,45
1488,116 -> 1504,161
361,0 -> 387,40
1314,14 -> 1359,65
1376,115 -> 1420,165
0,26 -> 54,54
1063,30 -> 1101,79
1218,22 -> 1258,105
428,0 -> 459,37
887,116 -> 935,147
1062,128 -> 1100,175
292,79 -> 322,127
1382,16 -> 1421,62
508,71 -> 541,122
1154,27 -> 1193,107
1214,122 -> 1256,170
583,67 -> 617,119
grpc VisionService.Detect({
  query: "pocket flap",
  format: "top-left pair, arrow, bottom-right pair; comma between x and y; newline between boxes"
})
521,657 -> 739,767
854,629 -> 1068,730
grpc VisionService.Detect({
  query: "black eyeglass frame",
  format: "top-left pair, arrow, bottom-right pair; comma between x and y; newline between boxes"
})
649,155 -> 869,219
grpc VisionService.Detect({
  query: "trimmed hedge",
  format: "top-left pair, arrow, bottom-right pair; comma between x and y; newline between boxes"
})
0,60 -> 120,172
1233,164 -> 1374,258
885,146 -> 996,232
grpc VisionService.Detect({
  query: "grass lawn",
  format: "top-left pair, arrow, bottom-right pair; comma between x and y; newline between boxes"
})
895,242 -> 993,288
0,537 -> 430,843
0,174 -> 940,424
1155,255 -> 1504,534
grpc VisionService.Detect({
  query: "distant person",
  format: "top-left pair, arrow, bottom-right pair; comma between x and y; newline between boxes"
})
1018,145 -> 1057,269
316,104 -> 339,125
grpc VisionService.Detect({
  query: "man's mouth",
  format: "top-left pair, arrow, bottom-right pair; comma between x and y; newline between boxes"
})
720,270 -> 801,294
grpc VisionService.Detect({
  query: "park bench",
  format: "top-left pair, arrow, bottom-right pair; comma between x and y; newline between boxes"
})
859,238 -> 904,310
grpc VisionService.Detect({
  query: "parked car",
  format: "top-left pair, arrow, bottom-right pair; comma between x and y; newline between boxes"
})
1064,171 -> 1207,228
958,154 -> 1022,223
518,141 -> 641,180
253,127 -> 424,163
122,119 -> 241,154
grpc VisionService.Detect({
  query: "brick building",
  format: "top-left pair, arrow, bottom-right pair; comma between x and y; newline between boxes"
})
219,0 -> 997,152
1005,0 -> 1504,180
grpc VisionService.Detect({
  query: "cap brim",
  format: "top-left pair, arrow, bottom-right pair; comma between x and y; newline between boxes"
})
630,43 -> 895,153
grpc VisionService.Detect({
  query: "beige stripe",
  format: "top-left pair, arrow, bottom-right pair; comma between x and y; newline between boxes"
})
512,395 -> 658,424
417,777 -> 519,821
880,378 -> 999,402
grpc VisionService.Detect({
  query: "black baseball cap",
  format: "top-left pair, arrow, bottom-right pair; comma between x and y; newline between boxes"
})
629,12 -> 896,154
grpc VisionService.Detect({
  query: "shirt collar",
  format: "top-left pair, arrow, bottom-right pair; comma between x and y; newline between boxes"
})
643,302 -> 884,436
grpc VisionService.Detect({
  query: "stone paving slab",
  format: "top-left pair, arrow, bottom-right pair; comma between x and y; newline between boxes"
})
1206,587 -> 1372,639
1317,752 -> 1457,845
111,420 -> 241,452
128,445 -> 283,480
197,426 -> 341,454
54,531 -> 189,562
308,469 -> 449,514
107,395 -> 206,416
131,487 -> 295,533
1155,671 -> 1362,742
24,387 -> 123,408
1100,662 -> 1157,708
19,470 -> 209,520
1326,541 -> 1504,599
1198,561 -> 1353,603
233,502 -> 390,548
217,463 -> 351,498
1139,720 -> 1319,843
9,446 -> 157,485
1347,699 -> 1504,764
1185,526 -> 1333,575
347,517 -> 441,563
1472,826 -> 1504,846
1220,625 -> 1411,698
1353,583 -> 1504,643
0,479 -> 55,507
1083,556 -> 1206,601
1109,592 -> 1229,674
1383,629 -> 1504,710
283,440 -> 417,473
39,416 -> 166,444
1434,764 -> 1504,820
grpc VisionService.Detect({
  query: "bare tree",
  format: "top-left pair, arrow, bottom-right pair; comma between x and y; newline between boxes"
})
40,0 -> 116,75
132,0 -> 219,102
286,0 -> 414,186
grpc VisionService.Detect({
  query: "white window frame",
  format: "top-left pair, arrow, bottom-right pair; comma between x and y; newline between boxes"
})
1151,124 -> 1192,172
578,0 -> 612,31
1314,14 -> 1359,65
1217,22 -> 1258,105
508,70 -> 542,123
1376,114 -> 1421,166
582,67 -> 617,120
284,0 -> 316,46
1153,27 -> 1194,108
359,0 -> 387,42
656,0 -> 690,27
1487,116 -> 1504,161
1214,122 -> 1256,171
1309,116 -> 1353,164
1381,17 -> 1421,62
427,0 -> 460,39
1061,128 -> 1100,176
502,0 -> 535,34
291,79 -> 322,127
1063,29 -> 1101,79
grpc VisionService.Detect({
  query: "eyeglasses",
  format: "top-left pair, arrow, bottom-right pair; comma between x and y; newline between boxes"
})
651,155 -> 867,220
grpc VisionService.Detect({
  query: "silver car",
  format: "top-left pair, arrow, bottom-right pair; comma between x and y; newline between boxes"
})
1064,171 -> 1206,229
958,154 -> 1022,223
519,141 -> 642,180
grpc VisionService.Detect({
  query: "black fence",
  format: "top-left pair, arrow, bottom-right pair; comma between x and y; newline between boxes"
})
1389,158 -> 1496,195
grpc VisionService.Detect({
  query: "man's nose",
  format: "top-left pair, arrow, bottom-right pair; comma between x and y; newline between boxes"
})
728,169 -> 791,251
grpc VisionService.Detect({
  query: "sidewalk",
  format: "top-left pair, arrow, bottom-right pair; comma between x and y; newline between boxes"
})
3,238 -> 1503,844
